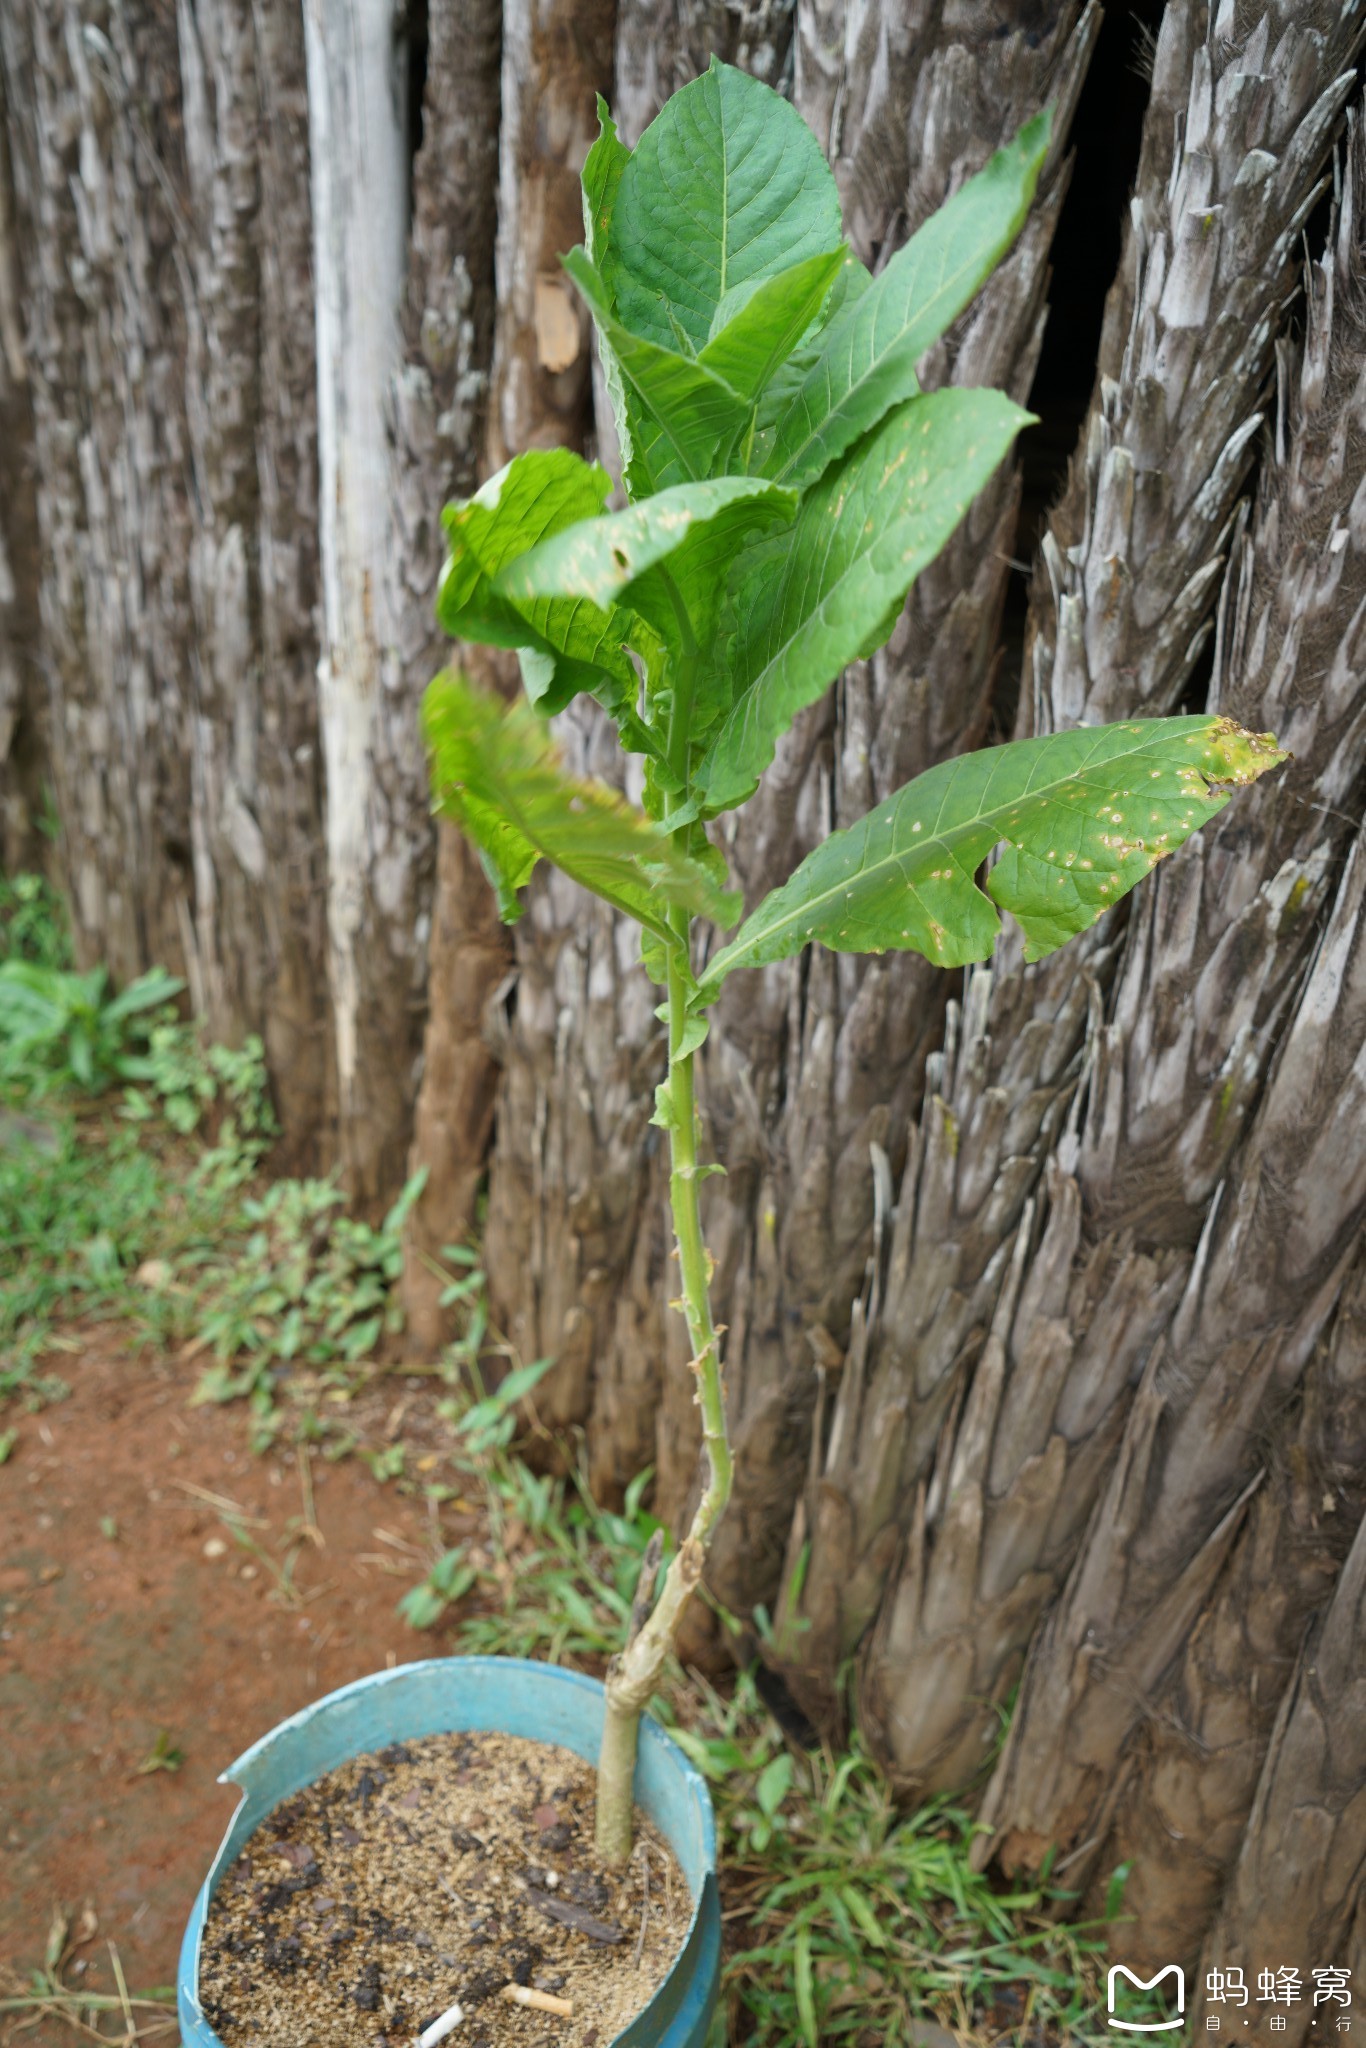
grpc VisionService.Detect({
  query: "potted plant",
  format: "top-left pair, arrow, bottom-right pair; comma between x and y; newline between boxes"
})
180,58 -> 1282,2048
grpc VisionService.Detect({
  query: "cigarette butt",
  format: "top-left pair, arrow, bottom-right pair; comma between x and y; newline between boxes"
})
417,2001 -> 464,2047
500,1983 -> 574,2018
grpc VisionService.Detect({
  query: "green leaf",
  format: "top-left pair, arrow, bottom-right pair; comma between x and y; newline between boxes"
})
1105,1860 -> 1134,1922
102,967 -> 185,1023
755,1751 -> 793,1819
673,1012 -> 709,1062
695,718 -> 1287,999
422,671 -> 740,938
840,1883 -> 888,1950
562,251 -> 751,493
397,1582 -> 449,1631
437,447 -> 673,765
135,1730 -> 185,1776
582,94 -> 628,270
491,1357 -> 556,1410
606,57 -> 842,356
581,98 -> 635,479
498,476 -> 796,659
640,929 -> 669,985
430,1546 -> 474,1596
794,1926 -> 819,2048
381,1167 -> 428,1239
437,447 -> 639,712
698,389 -> 1032,811
698,247 -> 847,404
762,111 -> 1052,488
438,447 -> 611,646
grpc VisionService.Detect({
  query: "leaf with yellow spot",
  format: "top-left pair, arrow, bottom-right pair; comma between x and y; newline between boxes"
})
693,717 -> 1286,1002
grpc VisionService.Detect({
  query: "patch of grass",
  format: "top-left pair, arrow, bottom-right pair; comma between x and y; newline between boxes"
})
0,1028 -> 278,1403
0,895 -> 430,1420
0,1112 -> 176,1397
185,1168 -> 429,1450
394,1352 -> 671,1660
670,1674 -> 1111,2048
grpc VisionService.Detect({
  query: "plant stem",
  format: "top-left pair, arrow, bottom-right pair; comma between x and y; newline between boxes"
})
595,894 -> 735,1865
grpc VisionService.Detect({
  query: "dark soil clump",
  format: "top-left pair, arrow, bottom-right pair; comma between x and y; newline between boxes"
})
198,1729 -> 691,2047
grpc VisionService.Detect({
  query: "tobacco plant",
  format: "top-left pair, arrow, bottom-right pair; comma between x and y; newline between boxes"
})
422,60 -> 1284,1865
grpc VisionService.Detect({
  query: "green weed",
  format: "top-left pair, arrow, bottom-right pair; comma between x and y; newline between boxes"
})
0,870 -> 70,970
186,1169 -> 428,1449
0,959 -> 184,1099
133,1729 -> 185,1777
0,897 -> 422,1416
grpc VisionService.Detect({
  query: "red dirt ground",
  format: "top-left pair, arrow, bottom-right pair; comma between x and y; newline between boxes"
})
0,1339 -> 444,2038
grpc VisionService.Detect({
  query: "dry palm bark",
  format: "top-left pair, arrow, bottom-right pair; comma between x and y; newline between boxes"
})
973,87 -> 1366,1866
479,0 -> 1095,1548
766,0 -> 1366,1759
1191,1495 -> 1366,2035
0,67 -> 42,875
980,813 -> 1366,1877
1117,1247 -> 1366,1973
178,0 -> 332,1162
0,0 -> 336,1162
303,0 -> 424,1206
327,0 -> 507,1217
397,0 -> 506,1345
1,0 -> 196,988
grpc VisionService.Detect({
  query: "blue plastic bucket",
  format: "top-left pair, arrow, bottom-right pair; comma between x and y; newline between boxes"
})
178,1657 -> 720,2048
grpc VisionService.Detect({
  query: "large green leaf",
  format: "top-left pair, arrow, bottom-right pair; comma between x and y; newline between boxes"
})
498,476 -> 796,660
422,672 -> 740,936
760,112 -> 1051,489
697,247 -> 847,406
436,448 -> 638,711
697,389 -> 1032,812
563,251 -> 751,493
695,718 -> 1287,1000
606,57 -> 842,355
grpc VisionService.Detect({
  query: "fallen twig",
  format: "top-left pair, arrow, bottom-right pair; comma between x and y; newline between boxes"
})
168,1478 -> 267,1528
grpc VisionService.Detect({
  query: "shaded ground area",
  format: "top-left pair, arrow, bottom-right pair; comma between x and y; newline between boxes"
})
0,1337 -> 438,2032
